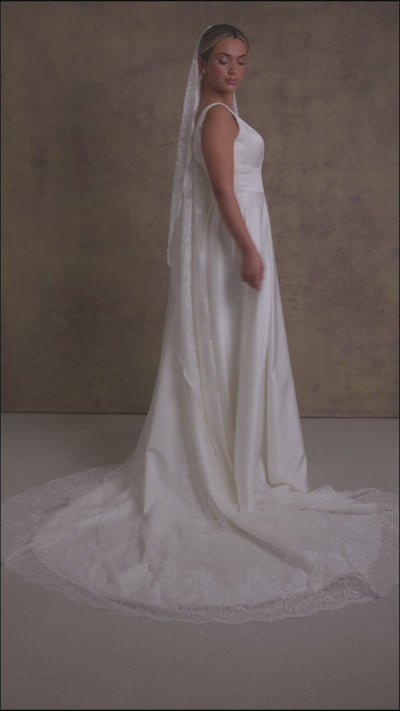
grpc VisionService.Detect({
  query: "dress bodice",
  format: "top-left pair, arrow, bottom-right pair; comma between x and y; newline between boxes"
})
192,102 -> 265,195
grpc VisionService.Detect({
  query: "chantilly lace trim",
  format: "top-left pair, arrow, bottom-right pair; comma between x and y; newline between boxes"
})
2,469 -> 398,624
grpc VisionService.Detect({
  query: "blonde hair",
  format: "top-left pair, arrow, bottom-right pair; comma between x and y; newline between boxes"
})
199,24 -> 249,61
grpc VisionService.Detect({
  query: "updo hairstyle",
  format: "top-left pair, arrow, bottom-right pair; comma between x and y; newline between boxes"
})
198,24 -> 249,61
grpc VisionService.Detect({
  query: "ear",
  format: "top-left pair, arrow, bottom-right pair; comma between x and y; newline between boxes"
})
198,56 -> 206,74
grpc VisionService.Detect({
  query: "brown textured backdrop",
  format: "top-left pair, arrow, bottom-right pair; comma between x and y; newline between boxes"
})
1,1 -> 398,415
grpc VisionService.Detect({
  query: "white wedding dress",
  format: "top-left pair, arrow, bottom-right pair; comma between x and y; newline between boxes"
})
1,102 -> 398,624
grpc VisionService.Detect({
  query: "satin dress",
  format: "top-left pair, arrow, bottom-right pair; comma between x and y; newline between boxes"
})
2,102 -> 398,623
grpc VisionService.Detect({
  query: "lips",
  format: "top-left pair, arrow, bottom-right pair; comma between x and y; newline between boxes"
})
226,79 -> 238,85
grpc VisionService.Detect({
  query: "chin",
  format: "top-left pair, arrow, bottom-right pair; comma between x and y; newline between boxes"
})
224,85 -> 239,94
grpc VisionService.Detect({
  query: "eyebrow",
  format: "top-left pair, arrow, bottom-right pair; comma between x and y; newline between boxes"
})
216,52 -> 247,58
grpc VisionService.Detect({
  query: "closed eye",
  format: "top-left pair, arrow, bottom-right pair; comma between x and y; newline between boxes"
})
218,60 -> 246,66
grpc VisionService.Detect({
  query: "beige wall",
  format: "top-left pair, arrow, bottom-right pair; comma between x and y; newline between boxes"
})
2,1 -> 398,415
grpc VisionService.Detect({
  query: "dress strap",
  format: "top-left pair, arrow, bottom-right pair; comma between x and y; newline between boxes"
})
195,102 -> 239,132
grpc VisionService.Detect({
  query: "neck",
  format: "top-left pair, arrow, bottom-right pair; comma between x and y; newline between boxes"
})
200,88 -> 234,109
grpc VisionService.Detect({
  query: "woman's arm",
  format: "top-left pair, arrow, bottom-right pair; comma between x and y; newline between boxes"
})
201,105 -> 264,290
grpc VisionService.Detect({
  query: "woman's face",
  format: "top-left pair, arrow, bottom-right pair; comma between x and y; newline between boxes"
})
199,37 -> 247,95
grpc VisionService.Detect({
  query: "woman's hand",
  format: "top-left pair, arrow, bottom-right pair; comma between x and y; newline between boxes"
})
241,248 -> 264,290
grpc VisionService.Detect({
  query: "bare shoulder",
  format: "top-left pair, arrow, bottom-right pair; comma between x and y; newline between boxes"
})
202,104 -> 239,137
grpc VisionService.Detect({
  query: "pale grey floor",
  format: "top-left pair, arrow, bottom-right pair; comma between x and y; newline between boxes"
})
1,414 -> 399,710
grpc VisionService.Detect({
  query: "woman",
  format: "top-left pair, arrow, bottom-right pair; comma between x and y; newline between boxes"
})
2,25 -> 398,624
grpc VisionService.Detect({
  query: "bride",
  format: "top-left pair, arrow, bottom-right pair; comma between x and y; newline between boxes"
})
1,24 -> 398,624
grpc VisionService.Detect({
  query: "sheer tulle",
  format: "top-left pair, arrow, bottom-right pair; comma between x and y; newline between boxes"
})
1,466 -> 398,623
1,103 -> 398,624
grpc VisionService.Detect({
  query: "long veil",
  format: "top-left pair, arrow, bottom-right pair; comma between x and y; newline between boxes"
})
1,27 -> 398,624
